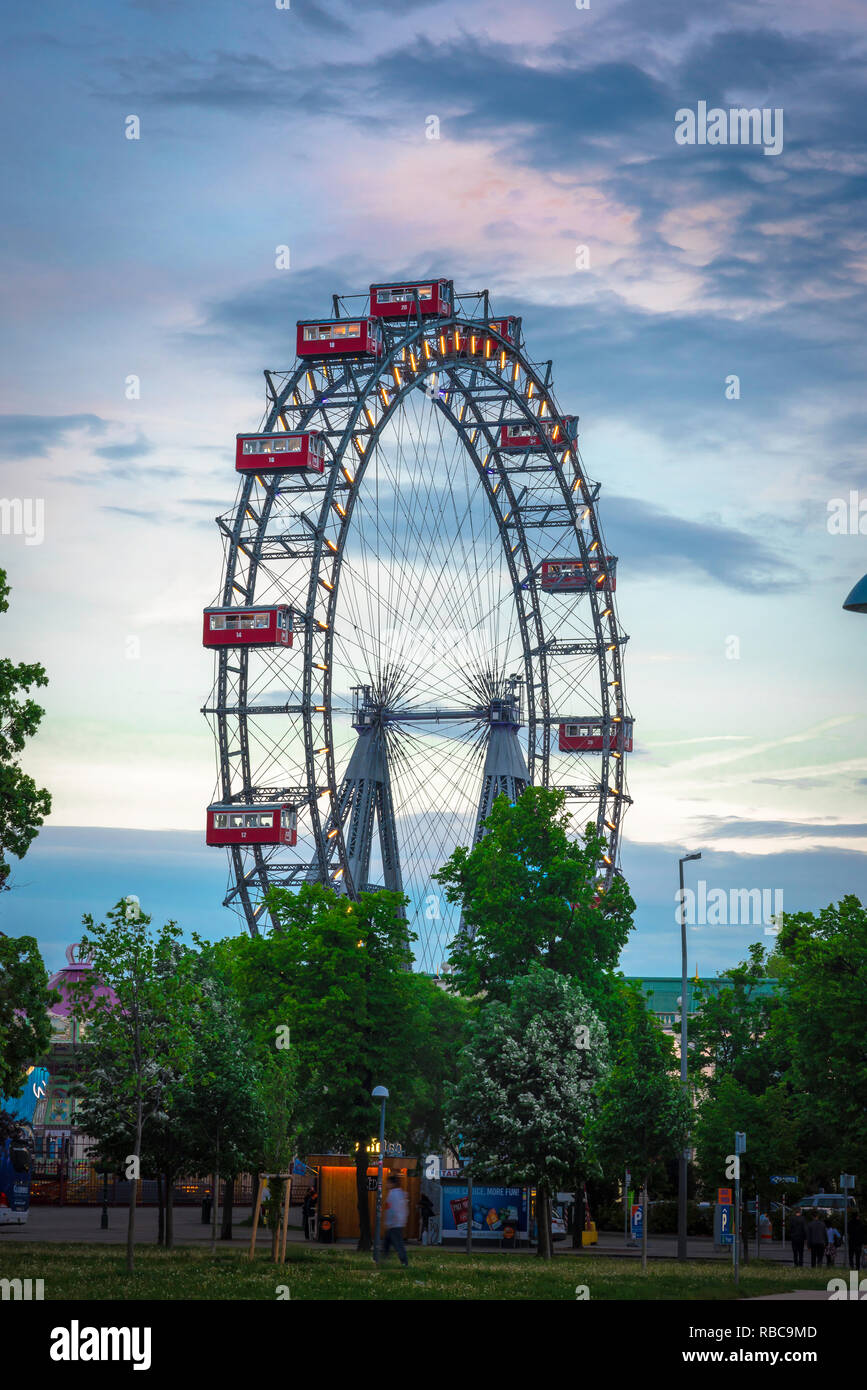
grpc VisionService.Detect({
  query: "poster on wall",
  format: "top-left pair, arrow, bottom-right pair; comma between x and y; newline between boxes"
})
441,1184 -> 528,1238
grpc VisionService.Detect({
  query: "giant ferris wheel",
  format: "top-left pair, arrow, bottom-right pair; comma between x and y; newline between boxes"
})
202,279 -> 632,970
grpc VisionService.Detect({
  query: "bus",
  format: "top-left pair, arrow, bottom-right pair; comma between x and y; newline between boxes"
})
0,1119 -> 34,1225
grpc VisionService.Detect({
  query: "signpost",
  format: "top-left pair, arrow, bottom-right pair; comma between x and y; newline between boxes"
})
841,1174 -> 856,1255
734,1132 -> 746,1287
715,1186 -> 733,1249
770,1178 -> 798,1251
630,1201 -> 643,1241
624,1169 -> 630,1246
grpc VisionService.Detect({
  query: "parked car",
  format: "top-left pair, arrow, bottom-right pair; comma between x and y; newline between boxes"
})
794,1193 -> 856,1215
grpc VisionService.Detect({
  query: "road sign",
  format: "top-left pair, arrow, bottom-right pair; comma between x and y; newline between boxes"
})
719,1204 -> 733,1246
630,1203 -> 644,1240
770,1175 -> 798,1184
735,1131 -> 746,1154
841,1174 -> 856,1190
718,1187 -> 732,1205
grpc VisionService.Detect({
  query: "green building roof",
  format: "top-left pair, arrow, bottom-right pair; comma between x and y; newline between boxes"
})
625,975 -> 779,1027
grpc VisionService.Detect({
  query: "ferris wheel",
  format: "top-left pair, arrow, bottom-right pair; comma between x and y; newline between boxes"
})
202,279 -> 632,970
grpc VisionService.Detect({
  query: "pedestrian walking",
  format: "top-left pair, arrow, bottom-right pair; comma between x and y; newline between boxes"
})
825,1222 -> 841,1266
382,1173 -> 409,1267
789,1207 -> 807,1267
419,1191 -> 434,1245
848,1211 -> 865,1271
302,1183 -> 318,1241
806,1211 -> 828,1268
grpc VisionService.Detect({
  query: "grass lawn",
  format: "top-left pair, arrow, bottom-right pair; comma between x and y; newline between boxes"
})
0,1244 -> 837,1300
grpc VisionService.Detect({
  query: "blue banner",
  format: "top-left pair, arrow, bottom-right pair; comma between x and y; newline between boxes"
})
441,1184 -> 528,1238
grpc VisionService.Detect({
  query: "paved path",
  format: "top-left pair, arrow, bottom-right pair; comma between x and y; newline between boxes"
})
0,1207 -> 813,1263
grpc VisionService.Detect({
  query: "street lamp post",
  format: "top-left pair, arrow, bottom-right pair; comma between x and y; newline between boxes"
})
678,851 -> 701,1262
100,1170 -> 109,1230
371,1086 -> 389,1264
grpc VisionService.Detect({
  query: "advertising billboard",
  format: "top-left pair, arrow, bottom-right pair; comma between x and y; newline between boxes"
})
441,1184 -> 528,1239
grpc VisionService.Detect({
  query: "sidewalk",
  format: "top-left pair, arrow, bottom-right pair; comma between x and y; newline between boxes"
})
0,1206 -> 809,1263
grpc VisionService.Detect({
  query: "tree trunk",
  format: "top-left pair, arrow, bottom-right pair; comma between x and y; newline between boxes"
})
641,1178 -> 648,1274
127,1090 -> 142,1275
211,1167 -> 219,1253
536,1185 -> 553,1259
271,1176 -> 282,1260
572,1178 -> 585,1250
355,1142 -> 372,1251
221,1177 -> 234,1240
166,1174 -> 174,1250
156,1170 -> 165,1246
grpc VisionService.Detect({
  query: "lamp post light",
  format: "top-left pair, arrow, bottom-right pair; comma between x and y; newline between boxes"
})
371,1085 -> 389,1264
843,577 -> 867,614
678,851 -> 701,1262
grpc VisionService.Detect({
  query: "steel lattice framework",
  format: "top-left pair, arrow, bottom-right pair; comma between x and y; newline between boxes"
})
203,288 -> 631,969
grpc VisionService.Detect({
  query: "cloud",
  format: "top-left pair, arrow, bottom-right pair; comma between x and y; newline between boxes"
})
697,817 -> 867,840
0,414 -> 107,459
604,495 -> 799,591
94,434 -> 156,462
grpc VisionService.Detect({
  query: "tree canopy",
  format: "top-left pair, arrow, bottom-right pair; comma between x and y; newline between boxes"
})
0,568 -> 51,895
434,786 -> 634,1009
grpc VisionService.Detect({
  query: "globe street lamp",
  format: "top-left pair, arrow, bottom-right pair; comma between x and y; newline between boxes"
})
678,851 -> 701,1262
371,1085 -> 389,1264
843,576 -> 867,613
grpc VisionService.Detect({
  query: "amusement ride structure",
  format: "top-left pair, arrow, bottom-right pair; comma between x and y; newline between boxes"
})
202,280 -> 632,970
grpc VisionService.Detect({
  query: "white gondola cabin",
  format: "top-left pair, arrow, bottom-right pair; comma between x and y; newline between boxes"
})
202,605 -> 293,648
206,803 -> 298,847
235,432 -> 326,474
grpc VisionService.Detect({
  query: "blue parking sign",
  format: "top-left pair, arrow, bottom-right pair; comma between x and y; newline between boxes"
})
719,1204 -> 733,1245
630,1203 -> 643,1239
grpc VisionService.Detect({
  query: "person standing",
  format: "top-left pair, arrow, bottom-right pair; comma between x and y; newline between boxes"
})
419,1191 -> 434,1245
789,1207 -> 807,1267
848,1211 -> 865,1271
382,1173 -> 409,1267
302,1183 -> 318,1241
825,1221 -> 841,1266
806,1211 -> 828,1268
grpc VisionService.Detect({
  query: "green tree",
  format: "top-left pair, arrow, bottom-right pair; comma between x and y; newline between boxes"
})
177,959 -> 272,1252
0,569 -> 51,896
689,943 -> 798,1245
434,787 -> 634,1009
218,883 -> 459,1251
690,944 -> 785,1096
0,934 -> 56,1099
445,966 -> 610,1259
773,896 -> 867,1189
692,1072 -> 797,1258
594,987 -> 690,1270
73,902 -> 198,1273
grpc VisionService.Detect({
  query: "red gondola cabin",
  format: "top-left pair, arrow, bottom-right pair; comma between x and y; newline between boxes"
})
296,319 -> 384,359
540,557 -> 617,591
558,720 -> 634,753
369,279 -> 452,318
235,432 -> 326,474
500,416 -> 579,451
202,605 -> 293,648
206,803 -> 298,847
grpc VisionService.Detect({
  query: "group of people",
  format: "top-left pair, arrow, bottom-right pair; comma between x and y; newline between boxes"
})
789,1207 -> 865,1269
